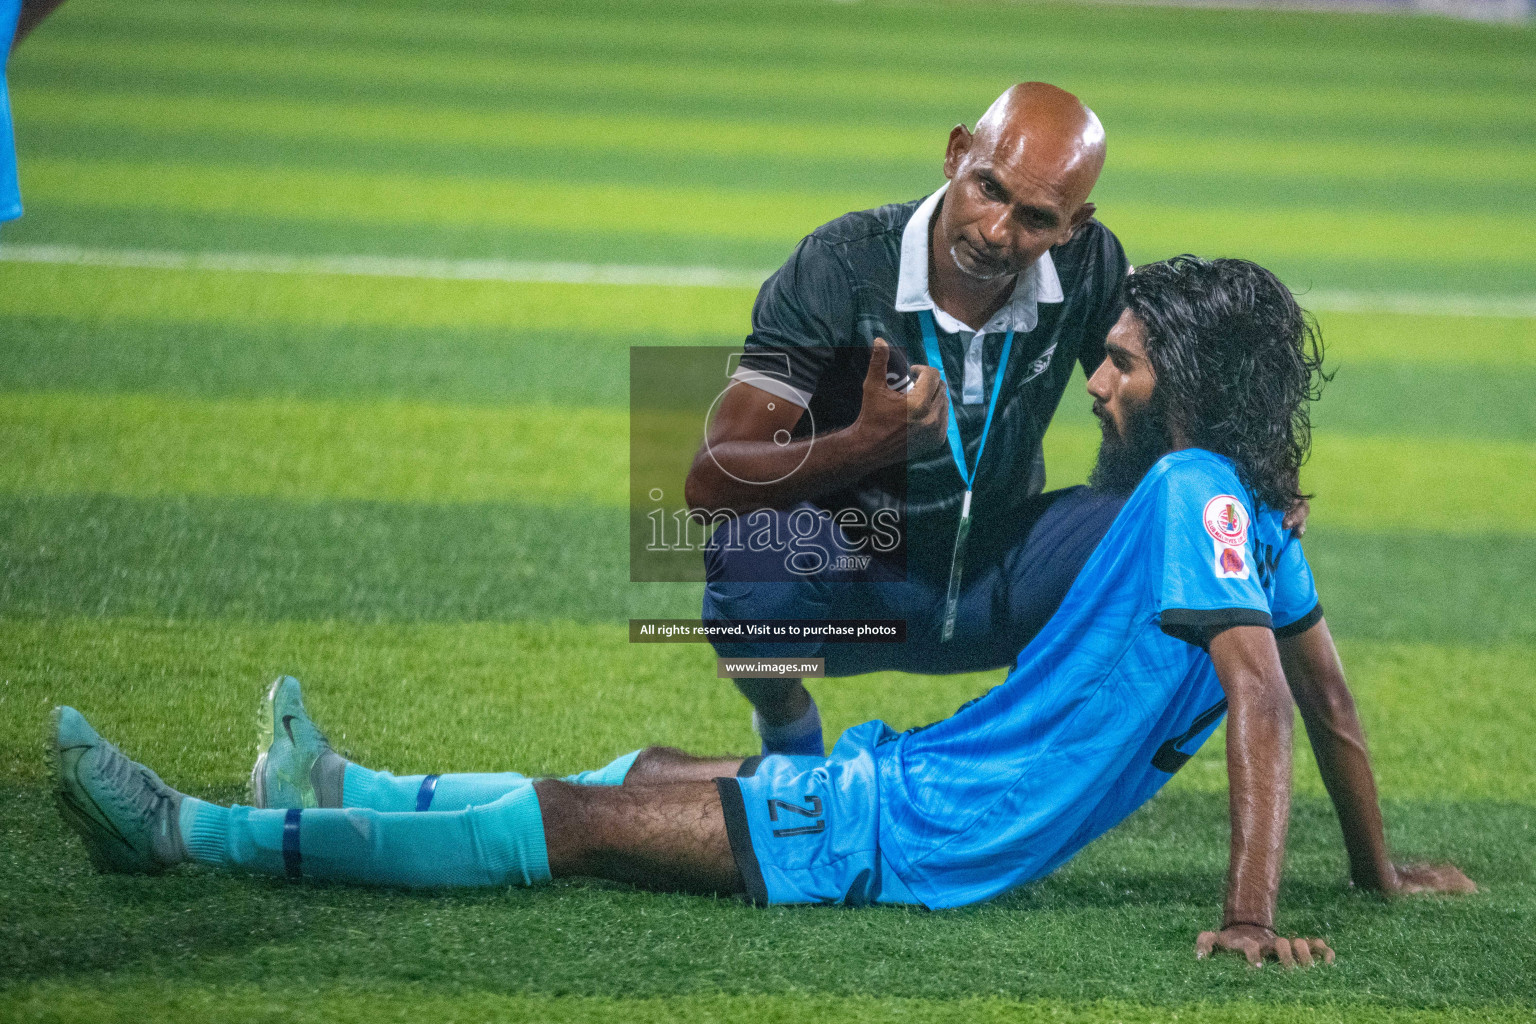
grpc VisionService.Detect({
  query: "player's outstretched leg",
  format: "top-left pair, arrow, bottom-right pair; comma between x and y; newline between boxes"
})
50,706 -> 188,873
56,704 -> 551,885
52,706 -> 746,894
252,677 -> 645,813
251,676 -> 348,810
536,777 -> 743,894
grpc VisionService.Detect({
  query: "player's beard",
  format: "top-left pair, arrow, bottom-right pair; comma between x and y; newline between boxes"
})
1089,396 -> 1173,495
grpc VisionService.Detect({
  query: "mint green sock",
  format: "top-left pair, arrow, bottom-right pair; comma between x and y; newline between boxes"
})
180,796 -> 229,864
342,765 -> 532,812
338,750 -> 643,812
179,785 -> 550,888
561,749 -> 642,787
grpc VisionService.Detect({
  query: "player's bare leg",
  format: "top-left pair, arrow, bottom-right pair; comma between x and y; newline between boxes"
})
56,705 -> 751,894
622,746 -> 748,785
536,778 -> 744,894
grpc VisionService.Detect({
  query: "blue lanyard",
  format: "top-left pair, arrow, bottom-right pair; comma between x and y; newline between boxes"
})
918,310 -> 1015,493
918,309 -> 1014,641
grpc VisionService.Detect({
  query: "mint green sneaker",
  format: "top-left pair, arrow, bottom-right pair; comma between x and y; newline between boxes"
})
50,706 -> 186,874
251,676 -> 344,809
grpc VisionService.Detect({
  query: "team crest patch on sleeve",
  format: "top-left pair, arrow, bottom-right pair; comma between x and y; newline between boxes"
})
1202,495 -> 1249,547
1214,541 -> 1250,580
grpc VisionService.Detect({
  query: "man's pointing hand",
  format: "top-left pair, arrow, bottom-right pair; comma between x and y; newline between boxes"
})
853,338 -> 948,467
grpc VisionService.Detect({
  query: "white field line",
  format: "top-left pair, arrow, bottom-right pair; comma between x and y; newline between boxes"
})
3,243 -> 1535,318
0,243 -> 769,290
1293,289 -> 1536,319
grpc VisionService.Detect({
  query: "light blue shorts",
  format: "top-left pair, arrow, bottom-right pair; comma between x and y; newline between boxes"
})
716,723 -> 922,907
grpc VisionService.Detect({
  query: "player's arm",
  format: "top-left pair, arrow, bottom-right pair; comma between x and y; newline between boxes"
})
685,339 -> 947,515
15,0 -> 68,46
1278,616 -> 1476,896
1199,624 -> 1334,967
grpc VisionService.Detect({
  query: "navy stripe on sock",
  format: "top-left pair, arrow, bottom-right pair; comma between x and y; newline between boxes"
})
282,808 -> 302,880
415,774 -> 440,812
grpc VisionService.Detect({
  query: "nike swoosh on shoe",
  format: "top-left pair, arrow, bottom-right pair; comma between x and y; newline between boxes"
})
58,745 -> 133,848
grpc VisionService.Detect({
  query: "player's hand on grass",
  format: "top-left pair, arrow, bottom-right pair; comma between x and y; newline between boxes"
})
1195,924 -> 1335,968
1377,861 -> 1478,896
854,338 -> 948,465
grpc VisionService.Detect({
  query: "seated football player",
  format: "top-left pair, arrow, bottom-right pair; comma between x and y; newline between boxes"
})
51,256 -> 1475,966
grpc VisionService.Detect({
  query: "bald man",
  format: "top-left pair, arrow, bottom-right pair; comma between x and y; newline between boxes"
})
686,84 -> 1133,754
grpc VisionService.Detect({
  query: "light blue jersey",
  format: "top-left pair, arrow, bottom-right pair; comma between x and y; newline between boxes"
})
1,0 -> 21,222
725,449 -> 1320,908
877,449 -> 1320,907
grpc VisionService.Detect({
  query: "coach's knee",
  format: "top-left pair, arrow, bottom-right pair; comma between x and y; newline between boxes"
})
705,577 -> 811,623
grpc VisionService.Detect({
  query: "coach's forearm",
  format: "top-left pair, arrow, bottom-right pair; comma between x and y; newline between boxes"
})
685,424 -> 883,515
1211,626 -> 1295,931
1279,621 -> 1395,891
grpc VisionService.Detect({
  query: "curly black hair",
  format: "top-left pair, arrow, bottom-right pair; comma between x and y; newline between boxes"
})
1123,256 -> 1330,512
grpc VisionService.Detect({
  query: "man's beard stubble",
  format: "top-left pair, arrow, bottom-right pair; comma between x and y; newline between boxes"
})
1089,398 -> 1173,496
949,240 -> 1011,282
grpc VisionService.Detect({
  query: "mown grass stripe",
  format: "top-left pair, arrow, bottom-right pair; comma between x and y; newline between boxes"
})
4,262 -> 1536,362
5,317 -> 1532,442
17,49 -> 1528,156
0,316 -> 645,407
40,0 -> 1536,67
2,494 -> 1533,646
16,121 -> 1533,222
10,203 -> 1536,294
0,494 -> 699,624
0,262 -> 756,333
1305,362 -> 1536,441
1042,425 -> 1536,535
2,392 -> 1534,532
42,0 -> 1536,85
0,203 -> 796,278
17,11 -> 1534,140
17,157 -> 875,245
1307,311 -> 1536,366
0,392 -> 629,506
7,244 -> 1536,319
1293,291 -> 1536,319
0,244 -> 770,289
1046,363 -> 1536,442
15,86 -> 1535,190
15,158 -> 1536,269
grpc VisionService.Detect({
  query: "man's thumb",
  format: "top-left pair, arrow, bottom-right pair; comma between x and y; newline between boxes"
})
866,338 -> 891,387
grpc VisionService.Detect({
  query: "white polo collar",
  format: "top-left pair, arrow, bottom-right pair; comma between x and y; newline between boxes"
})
894,182 -> 1063,335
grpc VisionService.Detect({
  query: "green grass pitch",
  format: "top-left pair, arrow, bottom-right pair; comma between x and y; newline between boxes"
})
2,0 -> 1533,1020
